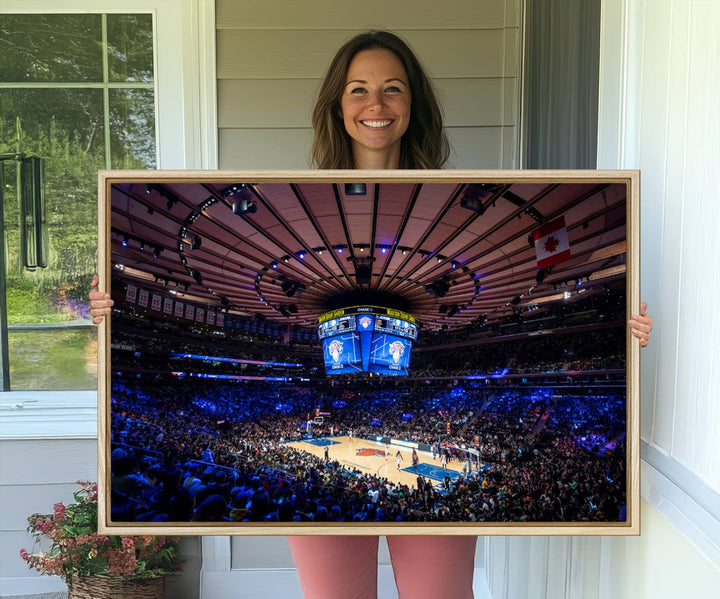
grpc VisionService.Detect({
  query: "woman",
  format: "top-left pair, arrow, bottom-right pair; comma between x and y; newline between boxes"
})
90,30 -> 653,599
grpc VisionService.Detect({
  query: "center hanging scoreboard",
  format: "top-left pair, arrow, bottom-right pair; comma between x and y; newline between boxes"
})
317,306 -> 418,375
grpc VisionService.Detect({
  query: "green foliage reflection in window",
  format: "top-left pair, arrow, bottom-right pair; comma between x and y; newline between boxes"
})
0,13 -> 156,390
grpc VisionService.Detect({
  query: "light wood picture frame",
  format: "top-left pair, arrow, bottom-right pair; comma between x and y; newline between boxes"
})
98,169 -> 640,536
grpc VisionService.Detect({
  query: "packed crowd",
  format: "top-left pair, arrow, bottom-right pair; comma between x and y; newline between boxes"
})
109,377 -> 626,524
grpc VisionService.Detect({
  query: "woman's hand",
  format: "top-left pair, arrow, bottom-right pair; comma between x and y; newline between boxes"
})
89,274 -> 113,324
628,301 -> 652,348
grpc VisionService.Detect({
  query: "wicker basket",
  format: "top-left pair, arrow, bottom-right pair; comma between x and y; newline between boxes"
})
67,575 -> 164,599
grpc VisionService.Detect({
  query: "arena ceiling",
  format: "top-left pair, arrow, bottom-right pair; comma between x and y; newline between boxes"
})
108,174 -> 629,331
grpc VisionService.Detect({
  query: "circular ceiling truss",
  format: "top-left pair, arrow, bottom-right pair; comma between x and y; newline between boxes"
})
109,178 -> 627,332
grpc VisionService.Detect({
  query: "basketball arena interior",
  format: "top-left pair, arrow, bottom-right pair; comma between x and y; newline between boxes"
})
107,178 -> 629,525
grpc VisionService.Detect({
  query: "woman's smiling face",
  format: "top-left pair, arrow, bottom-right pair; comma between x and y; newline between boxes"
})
340,48 -> 411,169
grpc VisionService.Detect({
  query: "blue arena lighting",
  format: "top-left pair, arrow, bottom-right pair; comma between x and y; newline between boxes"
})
169,352 -> 303,368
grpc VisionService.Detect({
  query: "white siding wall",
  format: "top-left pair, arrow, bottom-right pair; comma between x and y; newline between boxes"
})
485,1 -> 720,597
216,0 -> 522,169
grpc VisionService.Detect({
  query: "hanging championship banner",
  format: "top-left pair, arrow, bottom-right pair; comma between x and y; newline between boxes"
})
163,297 -> 173,314
126,284 -> 137,303
138,288 -> 149,308
196,307 -> 205,323
151,294 -> 162,311
174,302 -> 184,318
185,304 -> 195,320
207,311 -> 216,325
216,312 -> 225,327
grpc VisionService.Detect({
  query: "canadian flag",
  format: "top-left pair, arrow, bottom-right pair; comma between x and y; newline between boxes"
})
534,217 -> 571,270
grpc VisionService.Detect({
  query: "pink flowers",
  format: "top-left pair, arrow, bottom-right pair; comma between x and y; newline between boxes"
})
121,537 -> 135,549
53,502 -> 66,522
20,481 -> 181,582
34,518 -> 53,535
107,547 -> 138,576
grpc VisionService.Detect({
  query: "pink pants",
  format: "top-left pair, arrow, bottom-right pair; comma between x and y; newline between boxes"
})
288,535 -> 476,599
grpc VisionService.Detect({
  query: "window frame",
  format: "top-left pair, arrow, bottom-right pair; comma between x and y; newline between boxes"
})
0,0 -> 217,428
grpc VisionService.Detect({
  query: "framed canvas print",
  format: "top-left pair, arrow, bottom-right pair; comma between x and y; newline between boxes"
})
97,170 -> 640,536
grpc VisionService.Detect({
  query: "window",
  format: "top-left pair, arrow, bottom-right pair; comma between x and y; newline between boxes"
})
0,13 -> 156,390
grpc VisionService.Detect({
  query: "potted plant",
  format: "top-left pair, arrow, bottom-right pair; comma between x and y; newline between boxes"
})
20,480 -> 182,599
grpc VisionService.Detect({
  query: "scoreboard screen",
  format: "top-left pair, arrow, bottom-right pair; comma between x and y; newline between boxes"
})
368,333 -> 413,375
322,332 -> 363,374
318,306 -> 417,376
374,316 -> 417,341
318,315 -> 356,340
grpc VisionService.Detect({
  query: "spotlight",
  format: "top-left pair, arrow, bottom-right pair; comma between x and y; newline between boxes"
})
233,198 -> 257,215
344,183 -> 367,195
356,265 -> 372,285
271,262 -> 278,269
460,184 -> 489,214
122,235 -> 129,247
451,261 -> 458,269
145,185 -> 152,194
153,246 -> 162,258
381,247 -> 387,254
281,280 -> 298,297
425,279 -> 450,298
298,252 -> 305,260
191,235 -> 202,250
222,183 -> 247,197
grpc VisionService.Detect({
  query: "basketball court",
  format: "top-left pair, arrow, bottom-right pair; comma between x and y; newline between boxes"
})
287,436 -> 476,490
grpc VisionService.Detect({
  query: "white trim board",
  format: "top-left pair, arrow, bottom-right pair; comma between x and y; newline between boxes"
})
641,442 -> 720,569
0,391 -> 96,440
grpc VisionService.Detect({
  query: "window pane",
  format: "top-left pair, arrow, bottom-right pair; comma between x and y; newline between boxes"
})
8,329 -> 97,390
1,88 -> 105,280
0,14 -> 103,82
0,89 -> 107,162
110,89 -> 157,168
107,14 -> 154,83
1,13 -> 157,390
2,87 -> 103,390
